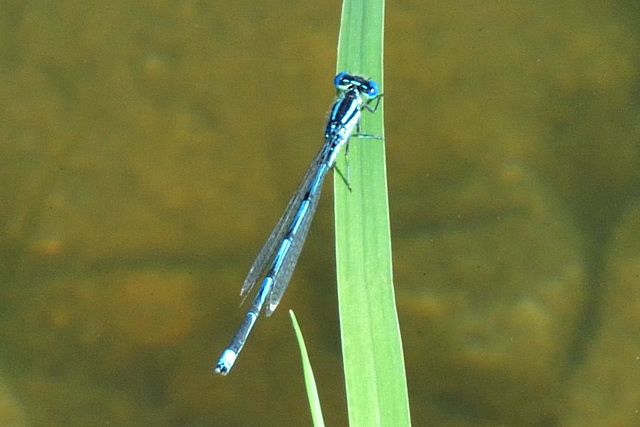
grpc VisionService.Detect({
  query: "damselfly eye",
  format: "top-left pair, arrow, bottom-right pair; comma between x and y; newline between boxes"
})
334,72 -> 350,90
364,81 -> 378,99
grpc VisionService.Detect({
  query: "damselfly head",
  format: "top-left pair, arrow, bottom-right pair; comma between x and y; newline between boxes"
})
333,72 -> 379,100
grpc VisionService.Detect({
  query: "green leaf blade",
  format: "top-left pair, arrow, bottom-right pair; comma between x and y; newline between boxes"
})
334,0 -> 411,425
289,310 -> 325,427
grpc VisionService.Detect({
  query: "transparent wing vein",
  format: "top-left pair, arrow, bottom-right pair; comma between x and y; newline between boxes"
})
266,165 -> 328,315
240,143 -> 330,300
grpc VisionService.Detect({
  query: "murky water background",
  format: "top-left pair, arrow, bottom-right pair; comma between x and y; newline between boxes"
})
1,0 -> 640,425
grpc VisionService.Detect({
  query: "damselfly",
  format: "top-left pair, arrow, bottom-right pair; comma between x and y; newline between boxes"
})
215,72 -> 382,375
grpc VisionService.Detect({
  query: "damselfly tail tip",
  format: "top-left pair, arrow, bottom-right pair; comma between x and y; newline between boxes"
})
215,349 -> 237,376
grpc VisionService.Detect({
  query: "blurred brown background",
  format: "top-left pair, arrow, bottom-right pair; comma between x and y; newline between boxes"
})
1,0 -> 640,425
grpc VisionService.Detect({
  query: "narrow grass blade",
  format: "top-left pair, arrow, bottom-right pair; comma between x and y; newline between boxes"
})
289,310 -> 325,427
333,0 -> 411,425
